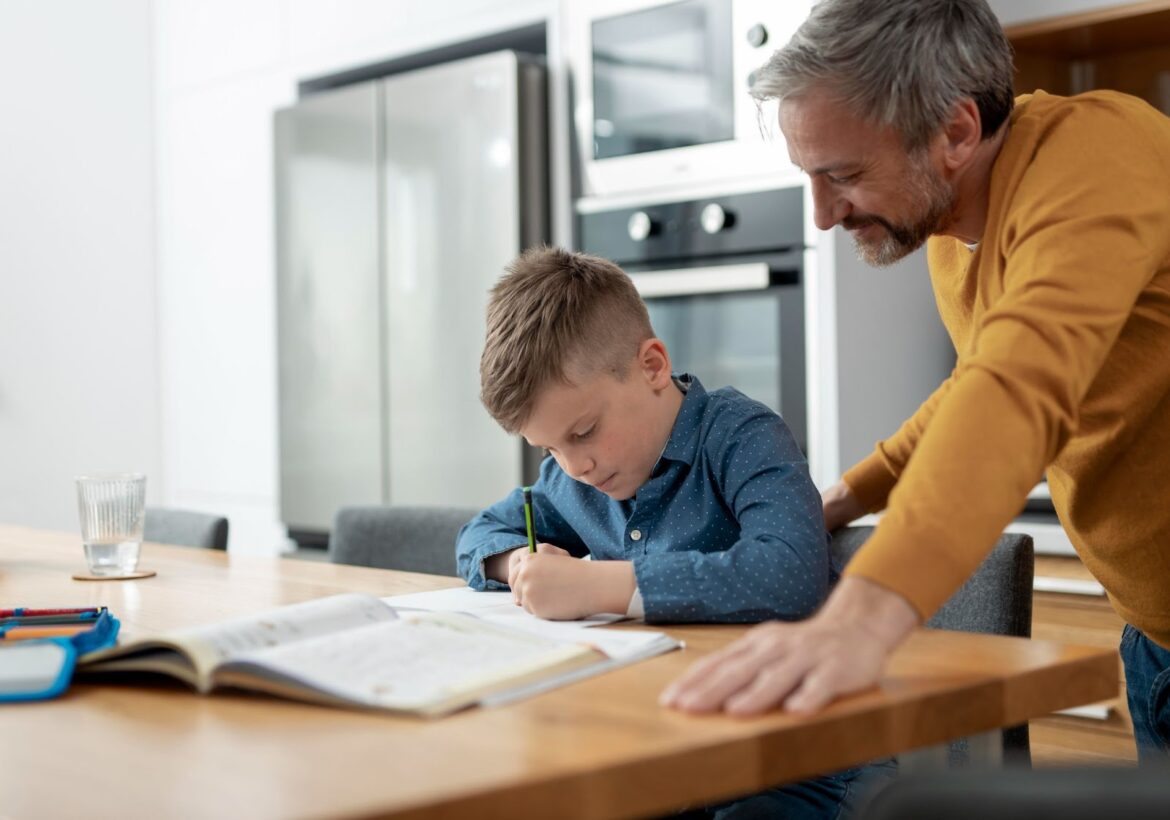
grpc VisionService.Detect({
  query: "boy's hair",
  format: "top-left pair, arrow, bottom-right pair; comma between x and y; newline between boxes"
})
480,246 -> 654,433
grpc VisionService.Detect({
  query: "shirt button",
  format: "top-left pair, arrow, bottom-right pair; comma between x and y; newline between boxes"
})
630,529 -> 642,541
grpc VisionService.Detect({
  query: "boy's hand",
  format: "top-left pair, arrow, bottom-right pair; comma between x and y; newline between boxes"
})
511,545 -> 634,620
822,481 -> 866,531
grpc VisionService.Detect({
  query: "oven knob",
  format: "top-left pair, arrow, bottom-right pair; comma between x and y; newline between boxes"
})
746,23 -> 769,48
700,203 -> 733,234
627,211 -> 657,242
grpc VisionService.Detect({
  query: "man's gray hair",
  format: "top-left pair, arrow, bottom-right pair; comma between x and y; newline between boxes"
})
753,0 -> 1015,151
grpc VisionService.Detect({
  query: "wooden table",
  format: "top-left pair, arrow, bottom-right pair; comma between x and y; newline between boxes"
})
0,525 -> 1117,819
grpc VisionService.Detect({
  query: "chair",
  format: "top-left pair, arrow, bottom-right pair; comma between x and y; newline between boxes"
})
144,507 -> 229,550
329,505 -> 479,575
829,525 -> 1034,767
864,766 -> 1170,819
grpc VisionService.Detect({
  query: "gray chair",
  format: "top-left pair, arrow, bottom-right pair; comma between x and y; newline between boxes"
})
830,525 -> 1034,768
864,766 -> 1170,819
329,505 -> 479,575
144,507 -> 229,550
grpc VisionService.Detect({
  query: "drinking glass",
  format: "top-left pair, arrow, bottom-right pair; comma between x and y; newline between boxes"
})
75,473 -> 146,576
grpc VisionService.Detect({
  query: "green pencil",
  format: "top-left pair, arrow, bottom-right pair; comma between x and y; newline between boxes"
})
522,486 -> 537,552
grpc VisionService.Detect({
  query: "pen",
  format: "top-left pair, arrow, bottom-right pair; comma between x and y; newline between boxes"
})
522,486 -> 537,553
0,606 -> 101,618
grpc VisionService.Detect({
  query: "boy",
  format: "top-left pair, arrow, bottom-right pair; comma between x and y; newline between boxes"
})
457,247 -> 895,817
456,246 -> 829,624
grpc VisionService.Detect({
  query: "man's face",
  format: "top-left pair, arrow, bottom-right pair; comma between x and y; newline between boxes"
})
520,358 -> 669,501
780,93 -> 955,266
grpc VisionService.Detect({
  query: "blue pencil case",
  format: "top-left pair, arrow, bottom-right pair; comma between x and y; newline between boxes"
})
0,610 -> 120,702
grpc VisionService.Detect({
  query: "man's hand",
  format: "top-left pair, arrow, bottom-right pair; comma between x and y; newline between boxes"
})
822,480 -> 866,532
659,576 -> 919,715
510,545 -> 635,620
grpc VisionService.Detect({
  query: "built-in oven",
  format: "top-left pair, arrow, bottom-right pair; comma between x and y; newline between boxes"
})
578,185 -> 807,450
564,0 -> 810,200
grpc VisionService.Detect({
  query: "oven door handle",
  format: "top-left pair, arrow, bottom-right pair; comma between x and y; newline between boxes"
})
627,263 -> 772,298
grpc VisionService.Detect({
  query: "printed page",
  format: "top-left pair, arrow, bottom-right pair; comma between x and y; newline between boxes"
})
180,593 -> 397,665
381,587 -> 624,629
217,611 -> 598,715
82,593 -> 397,690
479,625 -> 683,708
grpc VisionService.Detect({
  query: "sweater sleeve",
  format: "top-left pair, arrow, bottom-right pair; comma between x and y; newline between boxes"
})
846,97 -> 1170,618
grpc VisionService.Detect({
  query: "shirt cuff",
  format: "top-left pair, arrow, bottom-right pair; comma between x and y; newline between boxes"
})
626,586 -> 645,619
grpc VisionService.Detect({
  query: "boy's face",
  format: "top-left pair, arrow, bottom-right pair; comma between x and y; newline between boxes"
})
520,339 -> 681,501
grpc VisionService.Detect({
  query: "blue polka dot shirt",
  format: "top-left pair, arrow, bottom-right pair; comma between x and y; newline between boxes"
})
455,374 -> 832,624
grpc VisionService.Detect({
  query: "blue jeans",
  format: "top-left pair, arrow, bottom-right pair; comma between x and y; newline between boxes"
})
1121,624 -> 1170,763
710,759 -> 898,820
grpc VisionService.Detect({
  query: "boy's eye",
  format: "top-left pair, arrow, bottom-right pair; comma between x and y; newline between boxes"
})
573,425 -> 595,441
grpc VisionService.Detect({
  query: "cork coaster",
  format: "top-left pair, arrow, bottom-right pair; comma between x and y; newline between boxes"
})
71,569 -> 157,581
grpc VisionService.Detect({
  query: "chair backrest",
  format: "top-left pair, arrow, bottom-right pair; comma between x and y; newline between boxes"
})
865,766 -> 1170,820
830,525 -> 1034,767
144,507 -> 229,550
329,505 -> 479,575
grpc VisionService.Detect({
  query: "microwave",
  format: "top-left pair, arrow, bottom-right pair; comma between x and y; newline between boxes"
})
565,0 -> 810,200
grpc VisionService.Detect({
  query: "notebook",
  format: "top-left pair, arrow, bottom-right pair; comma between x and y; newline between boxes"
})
77,593 -> 679,717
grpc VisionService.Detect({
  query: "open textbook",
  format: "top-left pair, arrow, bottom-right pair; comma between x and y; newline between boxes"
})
77,593 -> 679,717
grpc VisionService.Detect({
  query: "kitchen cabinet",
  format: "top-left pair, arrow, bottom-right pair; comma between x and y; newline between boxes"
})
1030,555 -> 1137,764
1006,0 -> 1170,114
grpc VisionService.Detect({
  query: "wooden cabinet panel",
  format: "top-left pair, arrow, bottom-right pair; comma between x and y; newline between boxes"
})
1030,556 -> 1135,764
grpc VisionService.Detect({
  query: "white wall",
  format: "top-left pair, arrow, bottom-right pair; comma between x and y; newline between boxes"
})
153,0 -> 551,553
0,0 -> 160,533
1,0 -> 1107,548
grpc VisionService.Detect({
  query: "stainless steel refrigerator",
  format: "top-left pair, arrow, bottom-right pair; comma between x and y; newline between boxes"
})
275,51 -> 547,542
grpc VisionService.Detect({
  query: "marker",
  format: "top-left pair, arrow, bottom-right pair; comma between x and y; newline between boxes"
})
0,612 -> 101,627
522,486 -> 537,553
0,624 -> 95,641
0,606 -> 102,618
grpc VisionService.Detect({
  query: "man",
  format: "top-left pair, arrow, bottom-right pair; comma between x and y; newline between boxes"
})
660,0 -> 1170,762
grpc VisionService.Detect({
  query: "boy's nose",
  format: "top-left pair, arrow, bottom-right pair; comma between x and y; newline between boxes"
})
562,451 -> 595,481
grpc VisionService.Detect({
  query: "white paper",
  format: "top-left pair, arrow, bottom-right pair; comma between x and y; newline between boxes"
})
381,587 -> 624,630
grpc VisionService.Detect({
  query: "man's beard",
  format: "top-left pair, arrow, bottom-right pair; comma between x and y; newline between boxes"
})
843,156 -> 955,267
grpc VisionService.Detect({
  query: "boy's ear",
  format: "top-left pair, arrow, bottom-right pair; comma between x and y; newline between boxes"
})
636,338 -> 673,388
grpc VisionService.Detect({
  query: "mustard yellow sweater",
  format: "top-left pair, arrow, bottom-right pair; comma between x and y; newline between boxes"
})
843,91 -> 1170,649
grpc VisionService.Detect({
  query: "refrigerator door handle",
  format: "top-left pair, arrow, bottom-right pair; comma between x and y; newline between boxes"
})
628,263 -> 771,298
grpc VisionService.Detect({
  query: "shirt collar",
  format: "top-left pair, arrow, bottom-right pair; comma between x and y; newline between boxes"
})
659,373 -> 707,466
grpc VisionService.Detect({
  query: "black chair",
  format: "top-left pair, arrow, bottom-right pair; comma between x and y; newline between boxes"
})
329,505 -> 479,575
864,766 -> 1170,819
830,525 -> 1034,768
144,507 -> 229,550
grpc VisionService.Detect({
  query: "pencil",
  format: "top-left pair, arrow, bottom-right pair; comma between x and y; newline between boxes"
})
522,486 -> 537,553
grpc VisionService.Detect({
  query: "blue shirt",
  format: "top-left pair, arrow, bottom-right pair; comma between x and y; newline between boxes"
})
455,375 -> 831,623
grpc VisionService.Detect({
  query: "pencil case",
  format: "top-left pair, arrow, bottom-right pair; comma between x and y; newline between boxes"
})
0,610 -> 120,702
